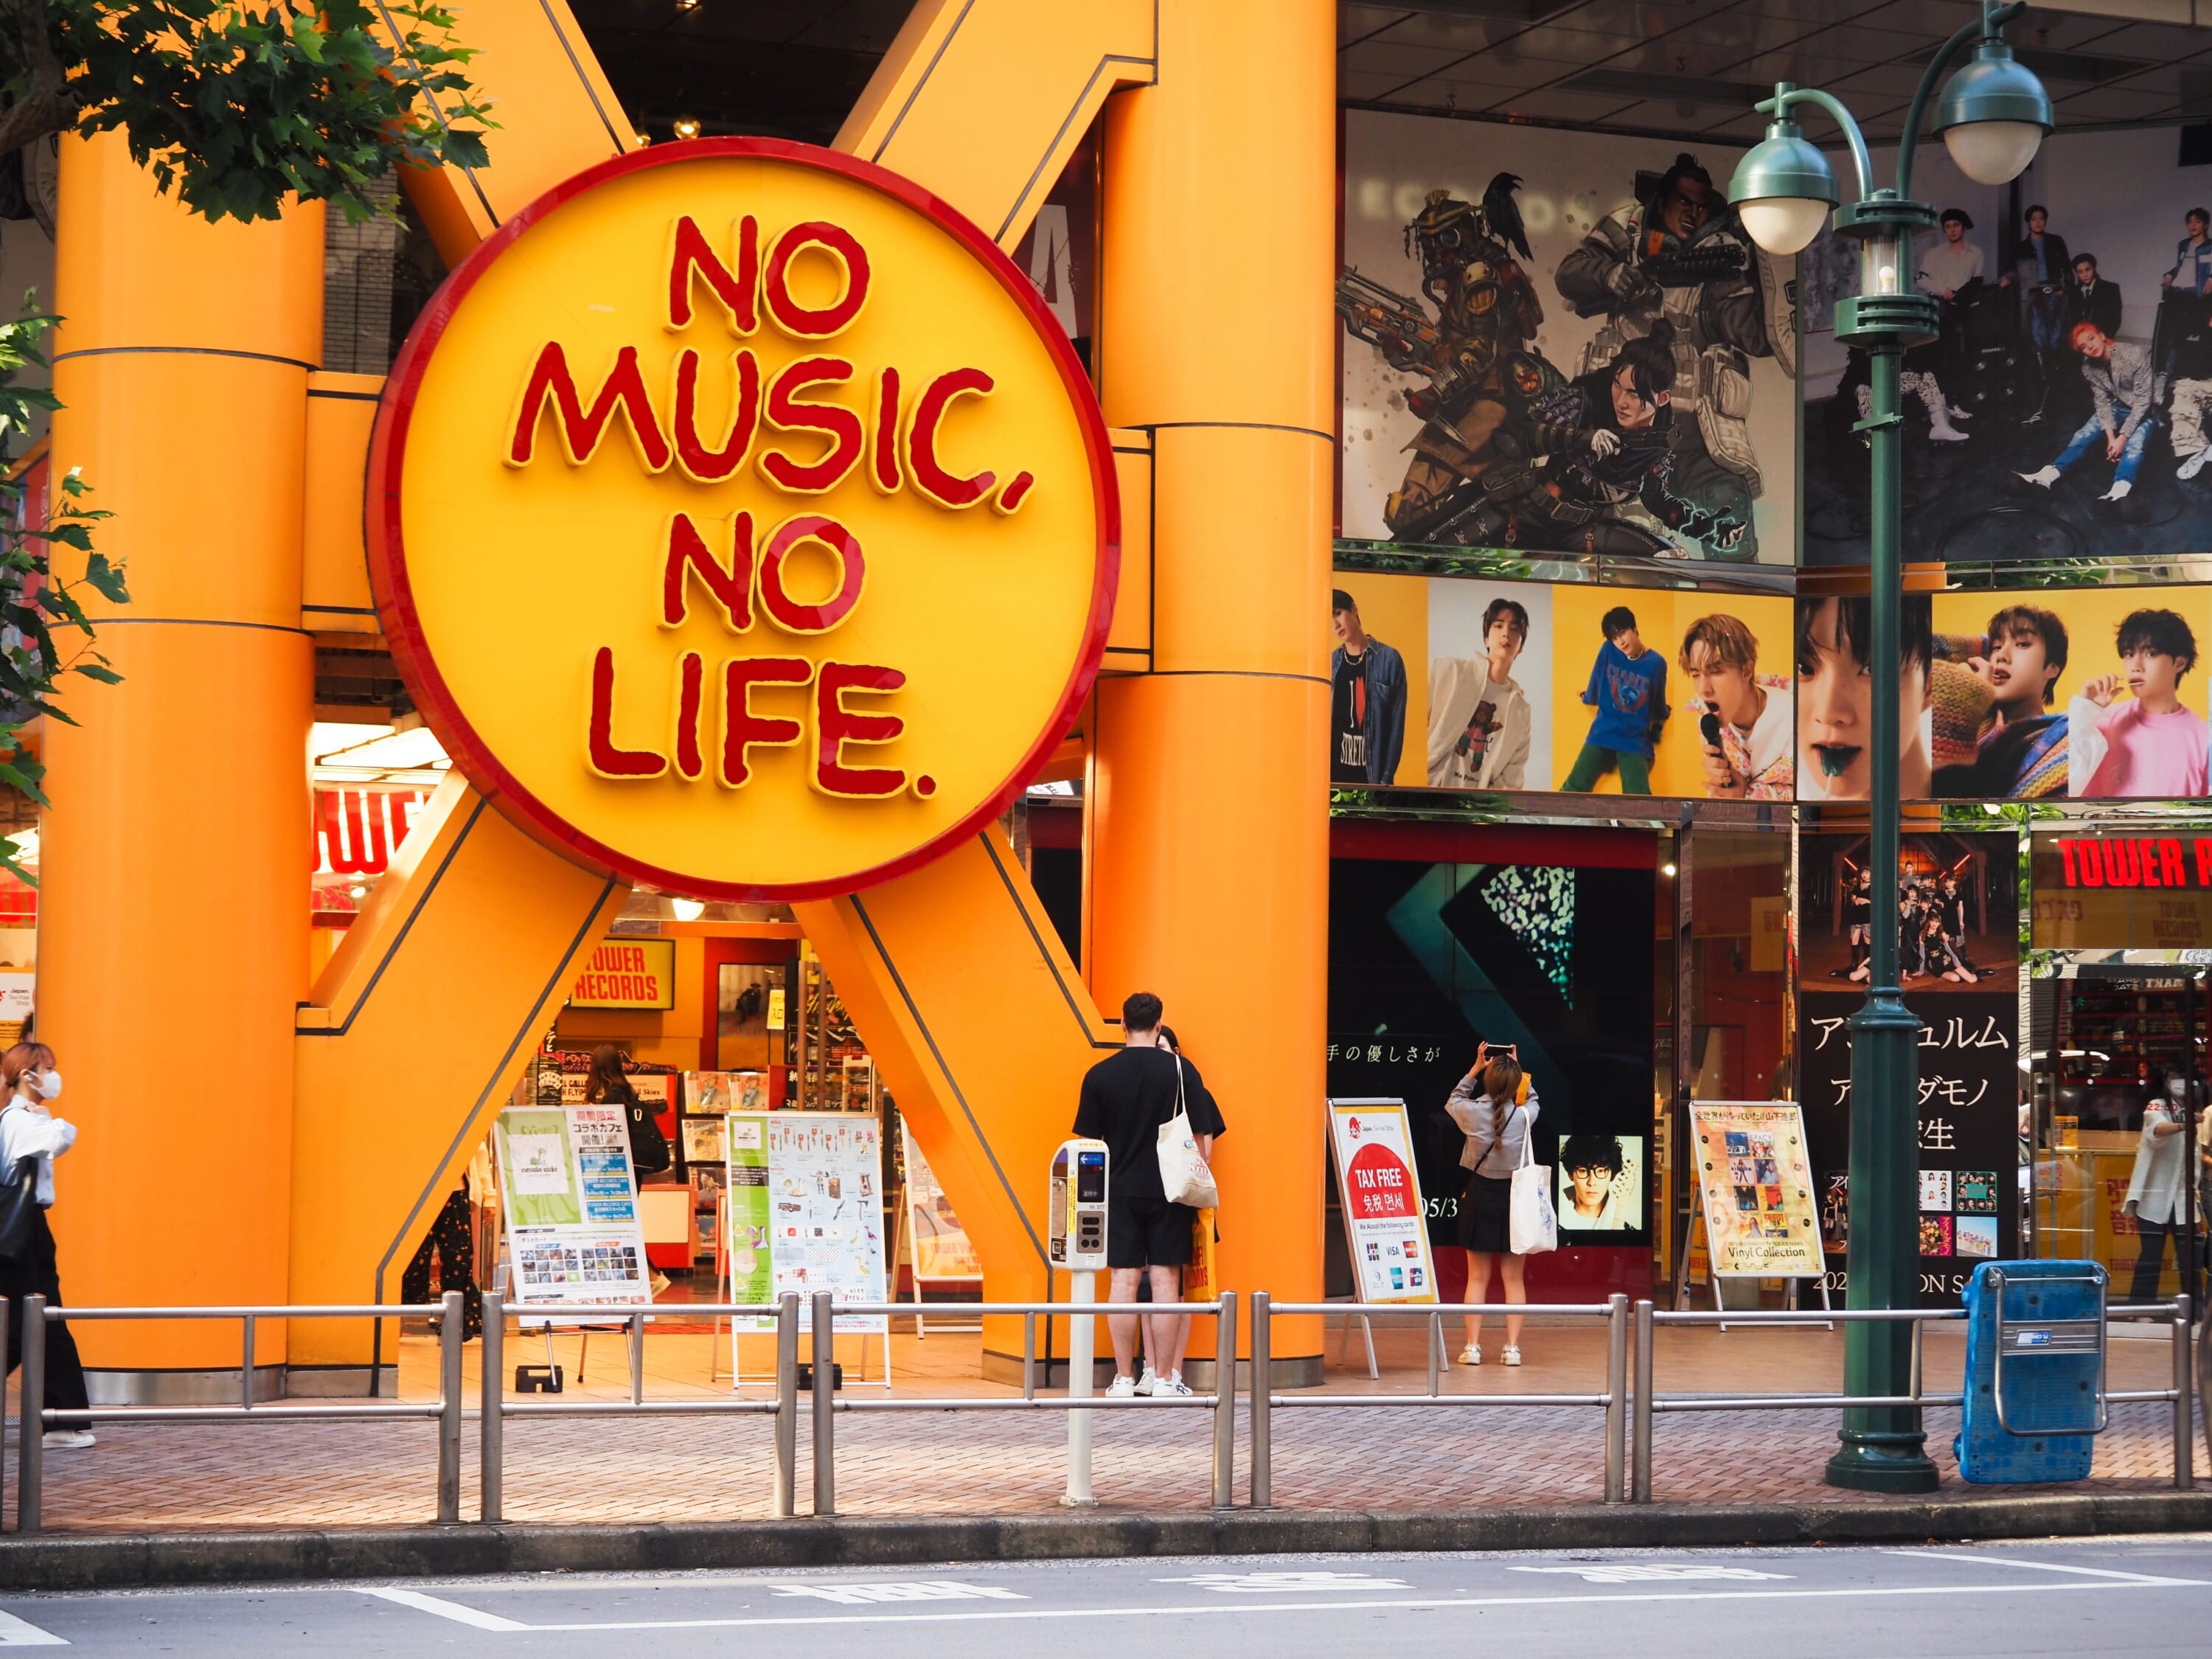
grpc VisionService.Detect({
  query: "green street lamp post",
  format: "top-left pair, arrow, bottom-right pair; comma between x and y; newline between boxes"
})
1728,1 -> 2052,1494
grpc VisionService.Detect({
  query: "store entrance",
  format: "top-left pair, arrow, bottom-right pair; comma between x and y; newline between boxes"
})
2030,967 -> 2205,1307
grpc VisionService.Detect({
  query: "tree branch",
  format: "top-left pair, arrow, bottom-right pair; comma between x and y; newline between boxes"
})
0,0 -> 85,158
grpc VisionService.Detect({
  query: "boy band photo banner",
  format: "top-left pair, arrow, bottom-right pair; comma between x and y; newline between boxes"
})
1793,585 -> 2212,802
1804,125 -> 2212,566
1340,113 -> 1796,565
1332,571 -> 1794,798
1335,571 -> 2212,805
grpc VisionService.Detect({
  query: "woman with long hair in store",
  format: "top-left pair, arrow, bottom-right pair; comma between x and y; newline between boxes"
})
584,1044 -> 671,1176
1449,1043 -> 1538,1366
0,1042 -> 94,1448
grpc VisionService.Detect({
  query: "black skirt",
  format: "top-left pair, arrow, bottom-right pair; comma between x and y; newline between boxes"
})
1457,1174 -> 1514,1254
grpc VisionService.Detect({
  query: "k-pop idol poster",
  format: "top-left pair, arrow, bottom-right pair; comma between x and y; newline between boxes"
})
1339,113 -> 1797,564
1804,125 -> 2212,565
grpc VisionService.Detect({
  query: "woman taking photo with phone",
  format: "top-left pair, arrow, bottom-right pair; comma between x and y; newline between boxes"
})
1448,1043 -> 1538,1366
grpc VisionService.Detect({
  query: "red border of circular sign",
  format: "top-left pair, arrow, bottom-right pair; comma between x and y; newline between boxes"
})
366,136 -> 1119,902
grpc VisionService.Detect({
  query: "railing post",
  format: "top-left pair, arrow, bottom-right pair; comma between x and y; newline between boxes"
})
1249,1291 -> 1271,1510
480,1289 -> 504,1524
773,1293 -> 799,1517
1632,1299 -> 1653,1504
2176,1293 -> 2195,1492
240,1314 -> 256,1412
18,1295 -> 44,1535
1211,1292 -> 1237,1510
629,1307 -> 646,1407
1425,1310 -> 1441,1398
0,1296 -> 9,1529
437,1290 -> 464,1523
1604,1293 -> 1627,1504
1022,1310 -> 1037,1402
811,1290 -> 835,1517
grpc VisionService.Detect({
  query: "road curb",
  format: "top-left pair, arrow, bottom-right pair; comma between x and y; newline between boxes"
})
1,1491 -> 2208,1590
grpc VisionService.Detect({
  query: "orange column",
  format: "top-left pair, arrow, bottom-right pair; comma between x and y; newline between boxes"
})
1090,0 -> 1335,1371
39,134 -> 318,1376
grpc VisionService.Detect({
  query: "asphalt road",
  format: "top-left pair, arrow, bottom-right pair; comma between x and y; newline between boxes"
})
3,1537 -> 2209,1654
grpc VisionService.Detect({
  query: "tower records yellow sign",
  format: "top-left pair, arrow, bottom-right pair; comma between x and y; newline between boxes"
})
370,138 -> 1117,900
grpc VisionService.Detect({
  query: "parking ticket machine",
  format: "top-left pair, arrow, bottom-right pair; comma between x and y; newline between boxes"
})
1049,1138 -> 1109,1271
1048,1138 -> 1107,1505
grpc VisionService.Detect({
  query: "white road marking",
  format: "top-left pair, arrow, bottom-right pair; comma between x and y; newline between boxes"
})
769,1582 -> 1026,1604
362,1573 -> 2212,1632
1877,1548 -> 2194,1584
358,1587 -> 529,1630
0,1608 -> 64,1646
1511,1564 -> 1791,1583
1153,1571 -> 1412,1593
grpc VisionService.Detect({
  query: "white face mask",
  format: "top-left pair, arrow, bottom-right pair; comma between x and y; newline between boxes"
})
29,1070 -> 58,1102
2170,1080 -> 2188,1099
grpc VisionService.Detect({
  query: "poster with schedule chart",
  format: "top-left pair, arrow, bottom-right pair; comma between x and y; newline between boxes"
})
1327,1099 -> 1439,1306
493,1104 -> 652,1320
727,1110 -> 888,1335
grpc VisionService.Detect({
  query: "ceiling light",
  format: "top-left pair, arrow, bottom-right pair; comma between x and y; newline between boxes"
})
318,726 -> 450,771
671,898 -> 706,921
672,117 -> 701,142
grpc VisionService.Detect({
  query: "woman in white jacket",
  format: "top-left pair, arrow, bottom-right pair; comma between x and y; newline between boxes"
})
1447,1046 -> 1538,1366
0,1042 -> 93,1448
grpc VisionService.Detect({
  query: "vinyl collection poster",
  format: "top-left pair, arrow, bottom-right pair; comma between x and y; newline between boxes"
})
1685,1102 -> 1823,1278
729,1110 -> 888,1335
493,1105 -> 651,1315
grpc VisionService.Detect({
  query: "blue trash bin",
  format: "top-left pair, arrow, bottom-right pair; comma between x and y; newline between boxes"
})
1955,1260 -> 2107,1484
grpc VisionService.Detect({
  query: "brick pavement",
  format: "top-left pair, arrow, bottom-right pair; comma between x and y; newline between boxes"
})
5,1321 -> 2202,1532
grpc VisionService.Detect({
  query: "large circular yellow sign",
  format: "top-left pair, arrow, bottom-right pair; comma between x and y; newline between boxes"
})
370,139 -> 1116,900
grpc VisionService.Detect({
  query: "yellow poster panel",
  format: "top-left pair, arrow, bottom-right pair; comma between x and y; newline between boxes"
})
1549,588 -> 1795,799
1927,585 -> 2212,801
1686,1100 -> 1825,1278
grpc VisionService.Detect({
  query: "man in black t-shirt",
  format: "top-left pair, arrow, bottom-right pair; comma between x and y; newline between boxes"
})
1072,990 -> 1225,1398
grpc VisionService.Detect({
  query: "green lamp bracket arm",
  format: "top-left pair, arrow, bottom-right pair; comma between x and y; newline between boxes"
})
1756,85 -> 1873,206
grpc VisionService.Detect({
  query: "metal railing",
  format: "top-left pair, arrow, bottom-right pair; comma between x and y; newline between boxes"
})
1629,1295 -> 2196,1502
1249,1294 -> 1632,1506
12,1293 -> 470,1535
6,1286 -> 2197,1531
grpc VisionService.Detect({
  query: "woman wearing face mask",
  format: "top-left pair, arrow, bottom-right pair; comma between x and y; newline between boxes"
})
2124,1071 -> 2193,1306
0,1042 -> 93,1448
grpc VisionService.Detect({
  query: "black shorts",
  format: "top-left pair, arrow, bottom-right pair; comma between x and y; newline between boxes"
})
1107,1192 -> 1194,1269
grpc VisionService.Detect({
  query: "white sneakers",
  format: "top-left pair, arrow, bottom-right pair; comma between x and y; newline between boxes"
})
2018,465 -> 2061,487
2182,445 -> 2212,481
41,1430 -> 94,1450
1502,1346 -> 1523,1367
2101,480 -> 2134,501
1458,1344 -> 1481,1366
1108,1369 -> 1192,1398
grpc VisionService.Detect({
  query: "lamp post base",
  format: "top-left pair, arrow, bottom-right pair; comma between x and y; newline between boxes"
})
1826,1432 -> 1940,1493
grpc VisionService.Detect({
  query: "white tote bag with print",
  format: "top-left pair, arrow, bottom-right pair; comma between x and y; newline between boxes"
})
1508,1121 -> 1557,1256
1156,1057 -> 1219,1210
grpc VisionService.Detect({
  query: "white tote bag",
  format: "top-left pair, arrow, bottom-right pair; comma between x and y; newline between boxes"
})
1156,1057 -> 1219,1209
1508,1116 -> 1557,1256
